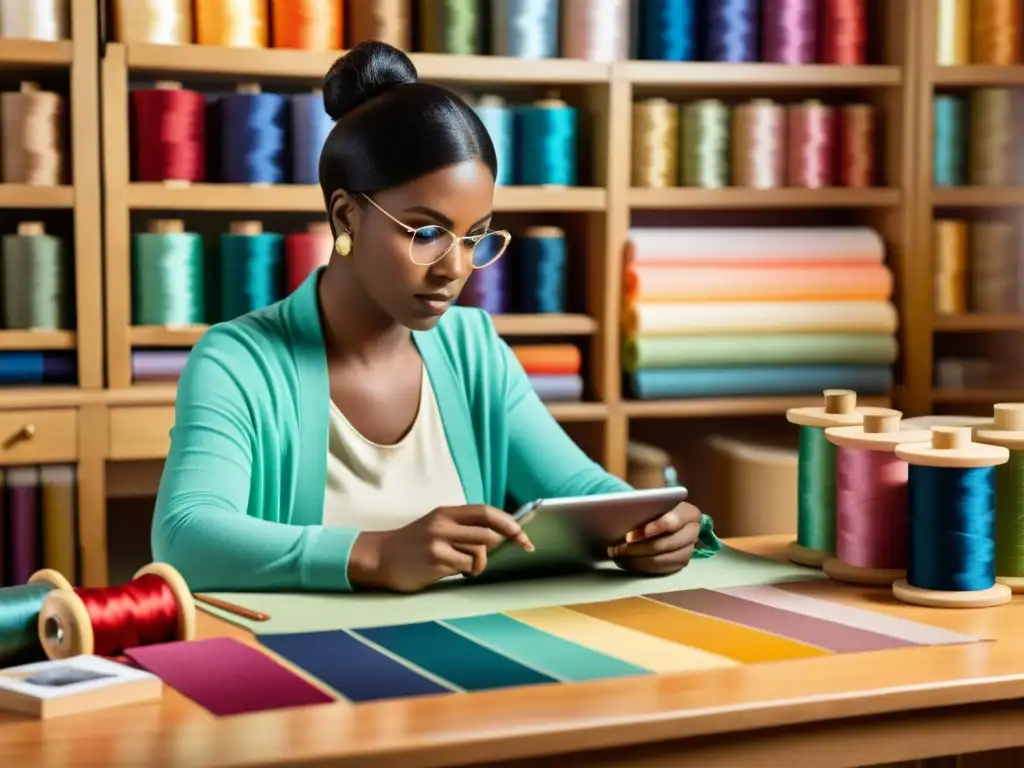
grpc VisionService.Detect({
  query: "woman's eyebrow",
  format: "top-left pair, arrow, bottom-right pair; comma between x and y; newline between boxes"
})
401,206 -> 494,232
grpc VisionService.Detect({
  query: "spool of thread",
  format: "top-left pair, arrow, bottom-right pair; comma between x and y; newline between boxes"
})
492,0 -> 559,59
821,0 -> 866,65
732,100 -> 785,189
291,91 -> 334,185
459,255 -> 509,314
1,221 -> 73,331
285,222 -> 333,294
976,404 -> 1024,593
220,221 -> 284,321
837,104 -> 875,188
0,569 -> 73,667
346,0 -> 412,49
473,95 -> 515,187
133,350 -> 190,383
762,0 -> 817,64
516,97 -> 577,186
196,0 -> 268,47
787,101 -> 835,189
638,0 -> 696,61
0,82 -> 64,186
969,220 -> 1016,313
562,0 -> 630,62
971,0 -> 1021,66
933,95 -> 965,187
132,219 -> 206,327
969,88 -> 1012,187
40,465 -> 76,581
893,427 -> 1012,608
706,0 -> 759,62
785,389 -> 873,567
933,219 -> 968,315
271,0 -> 343,50
0,351 -> 75,385
632,99 -> 679,189
418,0 -> 482,54
221,85 -> 288,185
681,100 -> 730,188
823,411 -> 932,586
516,226 -> 567,314
936,0 -> 970,65
0,0 -> 69,40
131,83 -> 206,183
111,0 -> 193,44
39,563 -> 197,660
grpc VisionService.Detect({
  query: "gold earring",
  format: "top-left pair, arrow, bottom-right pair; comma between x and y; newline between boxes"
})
335,231 -> 352,257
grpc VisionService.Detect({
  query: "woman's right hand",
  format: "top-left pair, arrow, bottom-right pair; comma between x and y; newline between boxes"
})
348,505 -> 534,593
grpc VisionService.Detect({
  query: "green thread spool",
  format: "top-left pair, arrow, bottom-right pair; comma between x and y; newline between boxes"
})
786,389 -> 869,568
219,221 -> 284,322
418,0 -> 481,54
681,99 -> 730,188
0,569 -> 73,667
1,221 -> 73,331
132,219 -> 206,327
975,403 -> 1024,593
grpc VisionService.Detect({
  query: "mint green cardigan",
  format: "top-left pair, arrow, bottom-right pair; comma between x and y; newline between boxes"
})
151,268 -> 632,592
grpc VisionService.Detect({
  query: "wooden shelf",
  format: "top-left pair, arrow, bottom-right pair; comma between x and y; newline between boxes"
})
628,187 -> 900,209
0,185 -> 74,208
0,387 -> 93,410
932,187 -> 1024,207
0,39 -> 72,68
931,66 -> 1024,86
0,330 -> 76,350
932,389 -> 1024,404
933,314 -> 1024,332
623,62 -> 901,87
125,183 -> 605,213
623,395 -> 893,419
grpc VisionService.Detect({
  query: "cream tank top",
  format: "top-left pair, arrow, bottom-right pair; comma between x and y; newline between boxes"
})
322,366 -> 467,531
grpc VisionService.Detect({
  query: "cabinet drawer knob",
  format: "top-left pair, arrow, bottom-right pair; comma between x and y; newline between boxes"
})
2,422 -> 36,449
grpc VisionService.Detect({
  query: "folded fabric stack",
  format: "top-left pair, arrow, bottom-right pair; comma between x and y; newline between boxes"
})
513,344 -> 583,402
622,227 -> 898,400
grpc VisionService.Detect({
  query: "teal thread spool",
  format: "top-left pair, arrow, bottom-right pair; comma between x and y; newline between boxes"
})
1,221 -> 73,331
0,569 -> 73,667
132,219 -> 206,327
219,221 -> 284,322
933,94 -> 965,186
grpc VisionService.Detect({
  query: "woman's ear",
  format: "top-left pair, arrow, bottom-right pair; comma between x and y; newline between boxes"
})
329,190 -> 359,238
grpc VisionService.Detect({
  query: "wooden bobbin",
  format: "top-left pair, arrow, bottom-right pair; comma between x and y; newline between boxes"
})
975,403 -> 1024,593
147,219 -> 185,234
155,81 -> 183,90
523,225 -> 565,239
893,427 -> 1012,609
28,568 -> 74,592
236,82 -> 261,94
38,563 -> 197,660
822,410 -> 931,586
784,389 -> 888,567
16,221 -> 45,237
229,220 -> 263,236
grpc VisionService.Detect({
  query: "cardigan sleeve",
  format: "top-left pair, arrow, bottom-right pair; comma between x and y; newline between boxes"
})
151,327 -> 359,593
499,337 -> 632,503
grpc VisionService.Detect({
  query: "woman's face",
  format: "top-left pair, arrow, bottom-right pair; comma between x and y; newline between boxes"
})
334,160 -> 496,331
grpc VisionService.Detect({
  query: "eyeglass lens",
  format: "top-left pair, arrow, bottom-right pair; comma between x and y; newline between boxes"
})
410,226 -> 507,268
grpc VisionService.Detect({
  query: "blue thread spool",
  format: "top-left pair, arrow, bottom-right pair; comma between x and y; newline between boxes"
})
291,90 -> 334,185
219,221 -> 284,321
473,95 -> 515,187
516,96 -> 577,186
0,569 -> 73,667
933,95 -> 965,187
639,0 -> 696,60
491,0 -> 559,59
515,225 -> 567,314
706,0 -> 759,63
893,426 -> 1012,608
221,84 -> 288,185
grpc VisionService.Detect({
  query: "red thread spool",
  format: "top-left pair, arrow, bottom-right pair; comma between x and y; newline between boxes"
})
286,221 -> 333,294
38,563 -> 196,660
787,100 -> 836,188
131,82 -> 206,183
838,104 -> 875,188
821,0 -> 867,65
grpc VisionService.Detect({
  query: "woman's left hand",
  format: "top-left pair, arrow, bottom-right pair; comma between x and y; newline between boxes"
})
608,502 -> 703,575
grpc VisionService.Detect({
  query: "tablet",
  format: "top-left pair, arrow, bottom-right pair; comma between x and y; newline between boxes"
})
478,485 -> 689,580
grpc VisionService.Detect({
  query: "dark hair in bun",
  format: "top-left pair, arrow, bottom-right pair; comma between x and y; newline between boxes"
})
318,42 -> 497,205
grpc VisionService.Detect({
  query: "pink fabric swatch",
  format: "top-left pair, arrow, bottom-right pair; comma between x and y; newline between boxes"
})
126,637 -> 335,716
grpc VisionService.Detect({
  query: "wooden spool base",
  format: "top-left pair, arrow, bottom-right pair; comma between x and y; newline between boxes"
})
892,579 -> 1012,608
28,568 -> 73,593
996,574 -> 1024,594
786,541 -> 829,568
823,557 -> 905,587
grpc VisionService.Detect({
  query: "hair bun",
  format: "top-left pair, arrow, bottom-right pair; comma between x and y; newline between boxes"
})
323,41 -> 418,121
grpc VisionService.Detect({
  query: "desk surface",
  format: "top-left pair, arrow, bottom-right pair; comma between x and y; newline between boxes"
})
4,536 -> 1024,768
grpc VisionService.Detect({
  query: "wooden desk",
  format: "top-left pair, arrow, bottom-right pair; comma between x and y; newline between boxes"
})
3,536 -> 1024,767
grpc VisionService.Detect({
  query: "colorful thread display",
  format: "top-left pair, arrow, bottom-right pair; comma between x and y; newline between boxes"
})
0,82 -> 65,186
932,88 -> 1022,190
0,0 -> 69,41
1,221 -> 74,332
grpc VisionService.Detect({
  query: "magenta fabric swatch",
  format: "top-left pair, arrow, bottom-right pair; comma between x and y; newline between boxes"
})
125,637 -> 335,716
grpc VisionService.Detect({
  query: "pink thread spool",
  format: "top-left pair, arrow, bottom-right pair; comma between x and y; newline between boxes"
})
822,410 -> 931,586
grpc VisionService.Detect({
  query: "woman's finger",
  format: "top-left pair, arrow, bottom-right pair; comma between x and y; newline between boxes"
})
453,542 -> 489,576
624,502 -> 701,544
428,539 -> 476,576
609,521 -> 700,559
614,543 -> 696,575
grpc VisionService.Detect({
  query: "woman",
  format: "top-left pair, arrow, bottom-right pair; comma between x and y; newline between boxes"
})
152,42 -> 708,594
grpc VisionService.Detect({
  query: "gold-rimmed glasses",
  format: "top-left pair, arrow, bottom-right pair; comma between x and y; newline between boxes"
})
361,194 -> 511,269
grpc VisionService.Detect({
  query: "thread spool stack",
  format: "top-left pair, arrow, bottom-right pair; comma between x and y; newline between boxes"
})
975,403 -> 1024,593
822,411 -> 931,586
112,0 -> 193,45
347,0 -> 412,49
732,100 -> 785,190
517,95 -> 577,187
1,81 -> 65,186
220,221 -> 284,321
935,0 -> 970,65
291,90 -> 333,186
473,95 -> 515,187
0,569 -> 72,667
516,226 -> 567,314
561,0 -> 630,62
131,81 -> 206,184
132,219 -> 205,328
632,99 -> 679,189
787,101 -> 835,189
196,0 -> 269,48
1,221 -> 73,332
492,0 -> 559,59
221,83 -> 287,186
270,0 -> 343,51
933,220 -> 968,316
893,427 -> 1011,608
0,0 -> 69,41
786,389 -> 873,567
285,221 -> 332,294
681,100 -> 729,188
38,563 -> 196,660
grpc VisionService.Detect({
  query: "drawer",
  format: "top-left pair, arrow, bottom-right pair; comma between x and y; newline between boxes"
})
107,406 -> 175,461
0,409 -> 78,465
